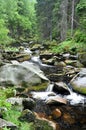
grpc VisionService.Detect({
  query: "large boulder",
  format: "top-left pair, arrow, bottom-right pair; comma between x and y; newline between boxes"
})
70,68 -> 86,94
0,61 -> 48,88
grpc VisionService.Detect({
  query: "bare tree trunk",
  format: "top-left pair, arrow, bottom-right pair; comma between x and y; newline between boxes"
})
60,0 -> 68,41
71,0 -> 75,37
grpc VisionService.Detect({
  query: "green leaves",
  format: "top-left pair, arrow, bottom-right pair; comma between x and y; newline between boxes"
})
0,0 -> 37,45
0,19 -> 11,45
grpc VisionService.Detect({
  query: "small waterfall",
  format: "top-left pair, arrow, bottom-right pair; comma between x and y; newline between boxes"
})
24,48 -> 32,55
31,56 -> 42,65
64,86 -> 85,105
46,83 -> 54,92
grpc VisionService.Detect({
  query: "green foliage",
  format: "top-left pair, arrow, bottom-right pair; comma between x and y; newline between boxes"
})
4,47 -> 19,52
0,87 -> 34,130
3,109 -> 35,130
74,30 -> 86,43
0,88 -> 15,109
51,41 -> 73,53
3,127 -> 10,130
0,19 -> 11,45
76,0 -> 86,31
51,40 -> 86,54
0,0 -> 37,45
76,0 -> 86,14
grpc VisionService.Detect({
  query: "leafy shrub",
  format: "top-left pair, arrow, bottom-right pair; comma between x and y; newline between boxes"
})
0,19 -> 12,46
74,30 -> 86,43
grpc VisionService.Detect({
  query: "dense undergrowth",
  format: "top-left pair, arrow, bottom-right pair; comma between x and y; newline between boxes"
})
0,88 -> 34,130
50,40 -> 86,54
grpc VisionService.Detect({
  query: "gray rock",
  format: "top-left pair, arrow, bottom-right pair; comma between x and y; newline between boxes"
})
78,52 -> 86,66
0,61 -> 48,87
0,118 -> 17,130
70,68 -> 86,94
7,97 -> 36,111
54,82 -> 70,95
19,109 -> 35,122
34,113 -> 56,130
45,95 -> 67,105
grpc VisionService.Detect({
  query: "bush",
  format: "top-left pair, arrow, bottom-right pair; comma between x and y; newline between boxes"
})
0,19 -> 12,46
74,30 -> 86,43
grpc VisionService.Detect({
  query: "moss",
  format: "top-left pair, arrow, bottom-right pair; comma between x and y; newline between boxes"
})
71,84 -> 86,94
3,109 -> 35,130
24,82 -> 48,92
34,119 -> 53,130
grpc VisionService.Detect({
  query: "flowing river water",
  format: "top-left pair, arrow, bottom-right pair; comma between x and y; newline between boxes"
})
29,54 -> 86,130
1,47 -> 86,130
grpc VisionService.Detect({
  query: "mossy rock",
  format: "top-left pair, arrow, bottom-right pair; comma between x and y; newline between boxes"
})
78,52 -> 86,66
70,68 -> 86,95
34,119 -> 54,130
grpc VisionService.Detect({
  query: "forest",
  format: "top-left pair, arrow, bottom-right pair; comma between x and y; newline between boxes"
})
0,0 -> 86,53
0,1 -> 86,130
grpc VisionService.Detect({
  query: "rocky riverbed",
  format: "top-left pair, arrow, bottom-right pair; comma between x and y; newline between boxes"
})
0,43 -> 86,130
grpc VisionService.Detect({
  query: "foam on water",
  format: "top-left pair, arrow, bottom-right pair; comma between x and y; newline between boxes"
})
31,91 -> 56,100
64,91 -> 85,105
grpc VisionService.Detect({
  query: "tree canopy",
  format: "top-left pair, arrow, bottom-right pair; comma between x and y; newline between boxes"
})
0,0 -> 85,46
0,0 -> 36,45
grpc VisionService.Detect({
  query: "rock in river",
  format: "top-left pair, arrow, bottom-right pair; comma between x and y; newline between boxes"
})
0,61 -> 48,88
70,68 -> 86,95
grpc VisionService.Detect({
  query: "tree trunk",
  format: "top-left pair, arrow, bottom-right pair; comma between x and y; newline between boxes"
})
71,0 -> 75,37
60,0 -> 68,41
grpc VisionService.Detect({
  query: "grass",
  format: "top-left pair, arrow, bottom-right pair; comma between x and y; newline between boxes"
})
4,47 -> 19,52
0,88 -> 35,130
50,40 -> 86,54
3,109 -> 35,130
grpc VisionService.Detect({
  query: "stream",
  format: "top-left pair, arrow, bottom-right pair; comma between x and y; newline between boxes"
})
29,50 -> 86,130
0,46 -> 86,130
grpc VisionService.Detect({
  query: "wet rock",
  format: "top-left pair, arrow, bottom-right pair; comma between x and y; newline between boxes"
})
40,53 -> 53,60
69,55 -> 78,60
19,109 -> 35,122
78,52 -> 86,66
45,96 -> 67,105
65,60 -> 77,66
52,108 -> 62,119
70,68 -> 86,94
0,60 -> 5,67
0,118 -> 17,130
63,53 -> 70,59
62,53 -> 77,60
47,73 -> 64,82
65,59 -> 83,68
53,82 -> 70,95
2,51 -> 19,60
30,44 -> 42,51
7,97 -> 35,111
40,65 -> 63,76
15,53 -> 31,62
62,113 -> 75,124
42,58 -> 54,65
63,66 -> 80,81
0,62 -> 48,87
31,91 -> 56,100
23,98 -> 36,110
34,112 -> 57,130
54,61 -> 66,67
